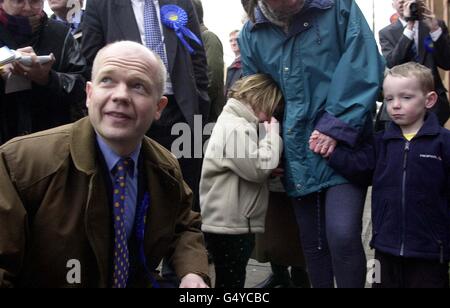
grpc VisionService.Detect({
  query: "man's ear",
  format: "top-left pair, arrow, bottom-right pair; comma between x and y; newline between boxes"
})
85,81 -> 93,108
425,91 -> 438,109
154,96 -> 168,121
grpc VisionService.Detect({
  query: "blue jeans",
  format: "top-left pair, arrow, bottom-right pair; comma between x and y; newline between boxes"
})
292,183 -> 367,288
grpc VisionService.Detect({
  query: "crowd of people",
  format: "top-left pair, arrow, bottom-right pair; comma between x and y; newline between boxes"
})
0,0 -> 449,288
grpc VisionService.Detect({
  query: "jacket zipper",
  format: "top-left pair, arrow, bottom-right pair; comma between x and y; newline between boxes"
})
400,141 -> 410,257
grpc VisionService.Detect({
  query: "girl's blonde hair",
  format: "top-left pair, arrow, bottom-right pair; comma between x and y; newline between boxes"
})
228,74 -> 284,119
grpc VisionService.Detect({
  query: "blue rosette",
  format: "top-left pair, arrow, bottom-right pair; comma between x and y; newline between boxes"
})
424,35 -> 435,54
161,4 -> 202,54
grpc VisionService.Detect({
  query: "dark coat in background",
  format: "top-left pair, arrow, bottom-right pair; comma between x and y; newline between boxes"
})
192,0 -> 225,122
225,57 -> 242,98
81,0 -> 210,128
0,17 -> 87,144
252,192 -> 305,267
201,26 -> 225,122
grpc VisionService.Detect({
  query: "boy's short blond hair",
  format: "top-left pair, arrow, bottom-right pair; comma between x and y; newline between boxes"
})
228,74 -> 283,119
385,62 -> 435,94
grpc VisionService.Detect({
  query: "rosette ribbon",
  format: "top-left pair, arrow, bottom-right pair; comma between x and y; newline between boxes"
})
424,35 -> 435,54
161,4 -> 203,54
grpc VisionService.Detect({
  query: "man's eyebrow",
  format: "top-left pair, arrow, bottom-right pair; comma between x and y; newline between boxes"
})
96,69 -> 116,78
127,73 -> 153,83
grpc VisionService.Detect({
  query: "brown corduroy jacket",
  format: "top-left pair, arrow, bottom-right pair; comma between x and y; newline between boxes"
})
0,118 -> 209,288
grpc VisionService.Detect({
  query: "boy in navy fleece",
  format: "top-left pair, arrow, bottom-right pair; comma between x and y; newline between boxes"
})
325,62 -> 450,288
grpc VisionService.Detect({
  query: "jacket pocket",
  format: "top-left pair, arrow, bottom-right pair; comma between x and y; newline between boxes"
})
419,200 -> 446,262
240,193 -> 260,219
372,198 -> 388,236
371,188 -> 401,248
237,181 -> 260,218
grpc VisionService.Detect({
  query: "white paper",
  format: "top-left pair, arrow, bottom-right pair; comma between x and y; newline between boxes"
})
0,46 -> 16,66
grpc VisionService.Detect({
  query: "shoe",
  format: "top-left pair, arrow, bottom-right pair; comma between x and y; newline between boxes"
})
271,264 -> 295,288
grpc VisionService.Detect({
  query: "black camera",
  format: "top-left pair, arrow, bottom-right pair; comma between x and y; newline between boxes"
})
407,1 -> 422,21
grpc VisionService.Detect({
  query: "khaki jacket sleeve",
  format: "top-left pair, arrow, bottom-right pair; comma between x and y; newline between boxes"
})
220,124 -> 283,184
0,152 -> 27,288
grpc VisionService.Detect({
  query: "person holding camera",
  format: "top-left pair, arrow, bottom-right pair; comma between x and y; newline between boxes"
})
379,0 -> 450,126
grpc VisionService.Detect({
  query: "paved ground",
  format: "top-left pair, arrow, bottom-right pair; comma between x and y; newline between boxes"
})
208,189 -> 374,288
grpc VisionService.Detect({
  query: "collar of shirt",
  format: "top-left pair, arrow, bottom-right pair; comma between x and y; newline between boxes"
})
54,15 -> 79,25
54,14 -> 80,34
55,15 -> 66,23
96,134 -> 141,179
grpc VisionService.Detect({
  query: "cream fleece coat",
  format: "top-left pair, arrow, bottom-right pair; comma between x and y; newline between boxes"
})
200,98 -> 282,234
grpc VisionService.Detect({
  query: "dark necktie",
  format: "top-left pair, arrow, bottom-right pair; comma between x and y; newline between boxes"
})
111,158 -> 133,288
411,40 -> 420,62
144,0 -> 169,70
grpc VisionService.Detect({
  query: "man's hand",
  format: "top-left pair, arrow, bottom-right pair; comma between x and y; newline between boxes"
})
402,0 -> 417,29
309,130 -> 337,158
179,273 -> 209,288
11,47 -> 55,86
1,63 -> 13,81
402,0 -> 413,18
420,1 -> 440,32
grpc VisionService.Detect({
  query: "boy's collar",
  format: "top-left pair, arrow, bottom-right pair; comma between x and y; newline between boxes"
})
382,112 -> 441,140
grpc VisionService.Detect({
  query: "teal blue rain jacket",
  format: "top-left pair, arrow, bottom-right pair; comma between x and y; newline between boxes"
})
239,0 -> 385,197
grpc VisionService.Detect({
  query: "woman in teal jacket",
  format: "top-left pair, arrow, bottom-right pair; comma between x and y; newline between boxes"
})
239,0 -> 385,287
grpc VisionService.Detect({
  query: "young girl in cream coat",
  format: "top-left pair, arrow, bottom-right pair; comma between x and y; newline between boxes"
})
200,74 -> 283,288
